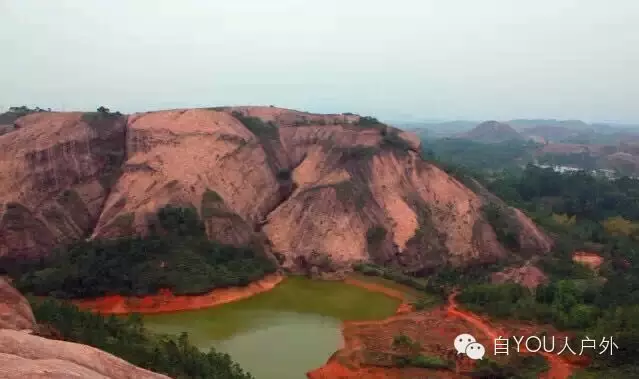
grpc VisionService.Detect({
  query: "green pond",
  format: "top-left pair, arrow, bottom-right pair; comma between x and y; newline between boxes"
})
143,276 -> 401,379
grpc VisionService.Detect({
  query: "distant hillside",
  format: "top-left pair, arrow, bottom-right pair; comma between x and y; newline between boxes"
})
508,119 -> 591,131
459,121 -> 524,143
520,125 -> 578,143
538,141 -> 639,176
521,125 -> 639,145
393,121 -> 477,139
422,138 -> 540,172
392,118 -> 639,143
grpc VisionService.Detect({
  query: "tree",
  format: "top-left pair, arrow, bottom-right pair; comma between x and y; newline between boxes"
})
602,216 -> 639,238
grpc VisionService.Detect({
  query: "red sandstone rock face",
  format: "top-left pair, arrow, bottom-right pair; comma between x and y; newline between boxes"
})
0,107 -> 552,271
0,278 -> 35,331
0,330 -> 170,379
0,112 -> 126,259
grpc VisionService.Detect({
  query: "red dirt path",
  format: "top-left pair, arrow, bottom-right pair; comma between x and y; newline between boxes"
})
446,292 -> 576,379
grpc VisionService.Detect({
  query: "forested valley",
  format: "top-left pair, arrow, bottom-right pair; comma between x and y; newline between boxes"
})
425,145 -> 639,378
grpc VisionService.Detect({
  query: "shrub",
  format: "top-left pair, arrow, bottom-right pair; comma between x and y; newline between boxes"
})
366,226 -> 387,247
15,205 -> 276,298
231,111 -> 278,140
30,298 -> 254,378
483,203 -> 520,251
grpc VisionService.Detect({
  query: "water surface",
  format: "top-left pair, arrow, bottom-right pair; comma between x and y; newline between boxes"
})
143,276 -> 400,379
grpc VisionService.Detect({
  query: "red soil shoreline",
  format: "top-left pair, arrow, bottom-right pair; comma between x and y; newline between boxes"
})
306,277 -> 415,379
73,275 -> 577,378
73,274 -> 284,315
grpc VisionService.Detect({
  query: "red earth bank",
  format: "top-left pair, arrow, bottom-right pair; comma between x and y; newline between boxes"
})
74,274 -> 284,314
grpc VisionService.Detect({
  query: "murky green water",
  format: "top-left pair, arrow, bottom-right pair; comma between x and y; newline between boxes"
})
143,276 -> 400,379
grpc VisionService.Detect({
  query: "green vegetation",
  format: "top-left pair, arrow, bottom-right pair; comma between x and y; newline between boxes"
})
0,105 -> 51,125
404,200 -> 449,259
391,334 -> 452,369
482,203 -> 521,251
111,212 -> 135,232
82,106 -> 123,125
537,152 -> 599,171
412,144 -> 639,376
337,146 -> 379,163
488,165 -> 639,224
421,138 -> 539,173
353,262 -> 434,292
231,111 -> 279,140
393,354 -> 452,369
380,129 -> 414,153
356,116 -> 386,128
472,356 -> 549,379
353,260 -> 511,298
304,180 -> 369,210
392,333 -> 419,350
14,205 -> 276,298
366,226 -> 387,249
201,188 -> 226,218
411,296 -> 439,310
441,164 -> 639,376
31,298 -> 253,379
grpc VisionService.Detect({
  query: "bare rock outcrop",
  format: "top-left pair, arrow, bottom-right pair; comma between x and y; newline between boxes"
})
0,107 -> 552,272
0,278 -> 35,331
0,330 -> 170,379
0,112 -> 126,259
0,278 -> 168,379
491,262 -> 548,289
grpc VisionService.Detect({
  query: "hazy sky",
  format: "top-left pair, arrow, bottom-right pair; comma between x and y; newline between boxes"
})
1,1 -> 638,123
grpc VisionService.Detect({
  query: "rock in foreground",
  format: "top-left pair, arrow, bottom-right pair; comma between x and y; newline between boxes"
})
0,278 -> 169,379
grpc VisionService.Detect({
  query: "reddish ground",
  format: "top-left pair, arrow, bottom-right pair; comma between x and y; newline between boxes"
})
572,252 -> 604,271
307,280 -> 467,379
309,289 -> 579,379
446,292 -> 576,379
73,274 -> 284,314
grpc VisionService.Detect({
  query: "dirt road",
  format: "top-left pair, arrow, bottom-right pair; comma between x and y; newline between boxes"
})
446,292 -> 575,379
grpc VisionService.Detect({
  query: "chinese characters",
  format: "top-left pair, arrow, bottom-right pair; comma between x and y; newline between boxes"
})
493,335 -> 618,356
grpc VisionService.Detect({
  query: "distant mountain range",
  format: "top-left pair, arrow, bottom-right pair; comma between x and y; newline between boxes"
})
394,119 -> 639,144
458,121 -> 524,143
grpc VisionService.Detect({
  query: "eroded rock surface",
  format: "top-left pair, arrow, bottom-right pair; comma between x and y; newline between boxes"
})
0,107 -> 552,272
0,278 -> 35,331
0,330 -> 170,379
0,112 -> 126,259
0,278 -> 168,379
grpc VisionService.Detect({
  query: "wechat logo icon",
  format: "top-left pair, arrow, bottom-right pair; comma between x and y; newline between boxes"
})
454,333 -> 486,360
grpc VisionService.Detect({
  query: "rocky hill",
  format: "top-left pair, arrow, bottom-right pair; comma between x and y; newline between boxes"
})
0,278 -> 169,378
0,107 -> 552,273
458,120 -> 524,143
